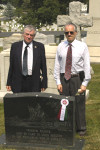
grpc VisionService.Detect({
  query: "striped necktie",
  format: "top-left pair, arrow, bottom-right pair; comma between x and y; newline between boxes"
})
64,43 -> 72,80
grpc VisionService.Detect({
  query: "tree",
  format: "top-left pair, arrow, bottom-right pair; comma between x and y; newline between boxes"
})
18,0 -> 60,27
3,2 -> 15,20
16,0 -> 43,26
2,0 -> 89,26
36,0 -> 60,26
58,0 -> 69,14
18,9 -> 38,26
15,8 -> 22,18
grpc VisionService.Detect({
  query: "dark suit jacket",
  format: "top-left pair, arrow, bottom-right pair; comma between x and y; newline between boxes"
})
7,40 -> 47,93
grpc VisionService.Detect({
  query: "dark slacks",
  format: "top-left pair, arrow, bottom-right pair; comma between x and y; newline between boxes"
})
21,75 -> 33,92
60,74 -> 86,131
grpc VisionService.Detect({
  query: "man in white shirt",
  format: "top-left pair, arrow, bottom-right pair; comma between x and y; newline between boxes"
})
6,25 -> 47,93
54,23 -> 91,136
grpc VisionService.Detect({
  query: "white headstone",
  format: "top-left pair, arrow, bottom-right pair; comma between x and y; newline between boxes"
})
86,0 -> 100,46
3,33 -> 22,50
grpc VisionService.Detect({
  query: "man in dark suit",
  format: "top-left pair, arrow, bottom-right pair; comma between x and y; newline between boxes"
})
6,25 -> 47,93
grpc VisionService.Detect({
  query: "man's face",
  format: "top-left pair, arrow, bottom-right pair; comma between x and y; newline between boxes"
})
23,29 -> 35,44
64,25 -> 77,43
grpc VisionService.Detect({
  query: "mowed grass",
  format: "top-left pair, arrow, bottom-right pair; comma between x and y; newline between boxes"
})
0,47 -> 3,53
0,103 -> 5,135
84,100 -> 100,150
0,63 -> 100,150
88,64 -> 100,100
83,63 -> 100,150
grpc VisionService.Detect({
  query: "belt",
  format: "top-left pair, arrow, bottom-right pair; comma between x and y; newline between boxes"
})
22,75 -> 32,78
71,74 -> 79,78
60,73 -> 79,78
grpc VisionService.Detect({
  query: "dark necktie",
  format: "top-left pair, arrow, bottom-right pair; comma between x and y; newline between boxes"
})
22,45 -> 28,76
64,43 -> 72,80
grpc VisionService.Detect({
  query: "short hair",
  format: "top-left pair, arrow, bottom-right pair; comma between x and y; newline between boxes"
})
64,23 -> 77,32
24,25 -> 36,35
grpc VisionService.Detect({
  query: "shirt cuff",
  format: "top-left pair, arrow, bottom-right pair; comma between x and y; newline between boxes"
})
56,79 -> 61,85
82,79 -> 90,87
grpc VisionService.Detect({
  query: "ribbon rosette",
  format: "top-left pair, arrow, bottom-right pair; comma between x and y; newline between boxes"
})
57,99 -> 69,121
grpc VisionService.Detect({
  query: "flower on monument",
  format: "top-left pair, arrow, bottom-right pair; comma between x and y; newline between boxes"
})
57,99 -> 69,121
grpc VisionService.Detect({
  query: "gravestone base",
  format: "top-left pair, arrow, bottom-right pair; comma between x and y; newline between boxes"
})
0,134 -> 84,150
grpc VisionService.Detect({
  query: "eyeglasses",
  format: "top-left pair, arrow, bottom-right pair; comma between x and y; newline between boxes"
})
25,33 -> 35,37
65,31 -> 74,35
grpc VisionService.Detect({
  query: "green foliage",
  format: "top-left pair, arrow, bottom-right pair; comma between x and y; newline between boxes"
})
0,103 -> 4,136
0,47 -> 3,52
84,100 -> 100,150
3,2 -> 15,20
0,6 -> 3,9
17,0 -> 61,26
87,64 -> 100,100
18,0 -> 89,26
37,0 -> 60,26
14,8 -> 22,18
1,0 -> 89,26
18,9 -> 38,26
78,64 -> 100,150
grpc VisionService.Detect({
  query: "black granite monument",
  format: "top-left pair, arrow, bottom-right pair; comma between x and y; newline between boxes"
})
3,92 -> 76,149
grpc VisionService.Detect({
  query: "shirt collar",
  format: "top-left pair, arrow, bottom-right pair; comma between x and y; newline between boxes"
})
23,41 -> 33,48
71,39 -> 77,47
65,39 -> 77,47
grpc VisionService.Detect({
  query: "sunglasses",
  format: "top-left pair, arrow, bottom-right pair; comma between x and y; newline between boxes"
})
65,31 -> 74,35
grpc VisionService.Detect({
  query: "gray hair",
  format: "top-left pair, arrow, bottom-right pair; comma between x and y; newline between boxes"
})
64,23 -> 77,32
24,25 -> 36,35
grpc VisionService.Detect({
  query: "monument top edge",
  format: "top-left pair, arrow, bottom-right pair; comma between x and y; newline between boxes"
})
4,92 -> 75,101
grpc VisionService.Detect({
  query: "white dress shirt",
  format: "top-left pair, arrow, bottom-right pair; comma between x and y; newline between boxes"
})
54,39 -> 91,86
22,41 -> 33,75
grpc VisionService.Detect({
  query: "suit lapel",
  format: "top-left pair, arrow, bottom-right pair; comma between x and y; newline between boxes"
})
33,41 -> 38,71
18,41 -> 23,72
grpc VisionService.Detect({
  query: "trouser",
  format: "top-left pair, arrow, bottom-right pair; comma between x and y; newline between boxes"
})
60,74 -> 86,131
21,75 -> 33,92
